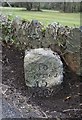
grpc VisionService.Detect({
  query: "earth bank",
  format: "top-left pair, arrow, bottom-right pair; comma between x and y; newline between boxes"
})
2,43 -> 81,119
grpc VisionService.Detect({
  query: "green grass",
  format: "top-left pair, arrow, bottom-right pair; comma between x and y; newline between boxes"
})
0,7 -> 80,27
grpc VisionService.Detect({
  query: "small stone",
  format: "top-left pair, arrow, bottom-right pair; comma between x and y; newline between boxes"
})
11,71 -> 14,73
18,98 -> 25,103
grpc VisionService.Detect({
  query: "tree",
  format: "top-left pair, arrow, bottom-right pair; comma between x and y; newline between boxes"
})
63,2 -> 80,13
25,2 -> 32,11
37,3 -> 40,11
80,1 -> 82,12
2,2 -> 80,12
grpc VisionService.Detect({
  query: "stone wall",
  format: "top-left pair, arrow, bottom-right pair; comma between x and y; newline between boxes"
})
0,14 -> 81,75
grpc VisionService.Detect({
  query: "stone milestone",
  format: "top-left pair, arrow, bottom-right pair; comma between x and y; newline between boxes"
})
24,48 -> 63,88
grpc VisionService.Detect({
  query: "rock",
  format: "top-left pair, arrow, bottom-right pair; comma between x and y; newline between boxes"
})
63,28 -> 81,75
42,23 -> 70,49
24,48 -> 63,88
17,20 -> 44,48
79,26 -> 82,32
66,28 -> 80,53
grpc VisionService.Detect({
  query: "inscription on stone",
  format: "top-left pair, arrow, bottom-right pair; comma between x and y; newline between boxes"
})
24,48 -> 63,88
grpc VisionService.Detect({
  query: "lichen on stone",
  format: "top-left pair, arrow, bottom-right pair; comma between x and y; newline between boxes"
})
24,48 -> 63,88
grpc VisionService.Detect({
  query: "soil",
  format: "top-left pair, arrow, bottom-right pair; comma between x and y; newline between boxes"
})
2,43 -> 82,119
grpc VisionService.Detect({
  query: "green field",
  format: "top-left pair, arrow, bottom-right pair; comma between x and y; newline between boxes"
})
0,7 -> 80,27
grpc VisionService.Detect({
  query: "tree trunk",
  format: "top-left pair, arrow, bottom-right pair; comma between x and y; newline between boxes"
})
26,2 -> 32,11
37,3 -> 40,11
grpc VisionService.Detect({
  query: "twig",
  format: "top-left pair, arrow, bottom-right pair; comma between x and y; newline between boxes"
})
56,117 -> 61,120
63,108 -> 82,112
41,110 -> 48,118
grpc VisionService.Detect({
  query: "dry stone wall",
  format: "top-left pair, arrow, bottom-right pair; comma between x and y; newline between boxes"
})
0,14 -> 81,75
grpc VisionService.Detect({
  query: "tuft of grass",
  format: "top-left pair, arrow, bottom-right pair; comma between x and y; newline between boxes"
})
0,7 -> 80,27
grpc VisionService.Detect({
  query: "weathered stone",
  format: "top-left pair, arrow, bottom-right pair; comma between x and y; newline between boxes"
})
49,27 -> 81,75
16,20 -> 44,48
43,23 -> 70,48
63,28 -> 81,75
24,48 -> 63,88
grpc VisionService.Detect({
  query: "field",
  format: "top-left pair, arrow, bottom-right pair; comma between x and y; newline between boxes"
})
0,7 -> 80,27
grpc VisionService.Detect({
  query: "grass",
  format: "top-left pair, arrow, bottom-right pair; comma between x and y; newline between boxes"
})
0,7 -> 80,27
